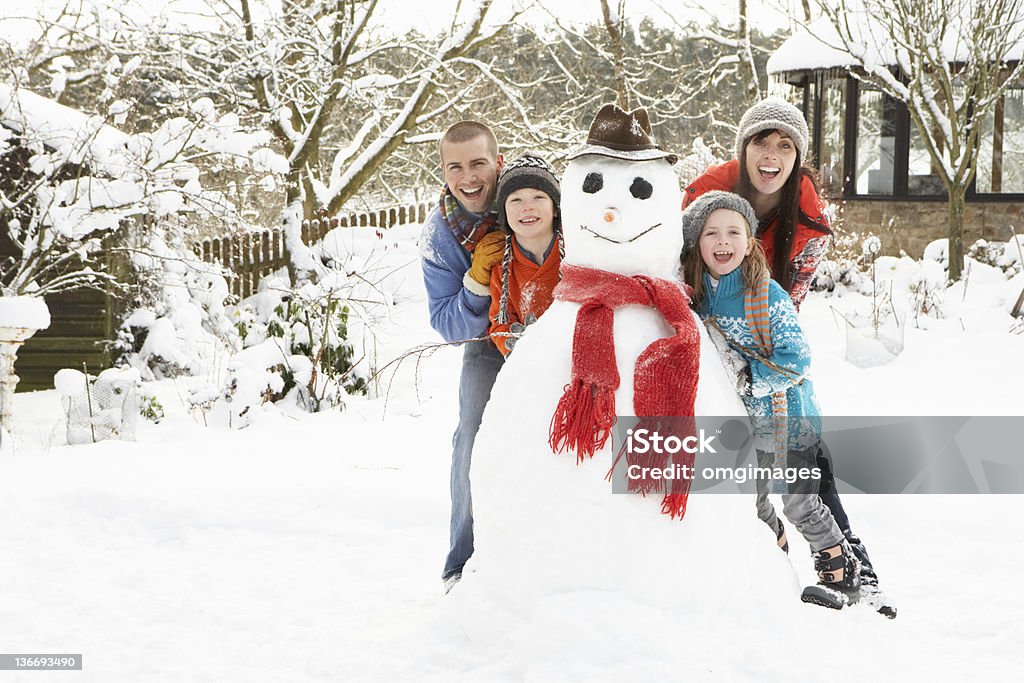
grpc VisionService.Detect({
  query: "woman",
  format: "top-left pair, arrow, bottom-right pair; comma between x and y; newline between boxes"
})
683,97 -> 830,310
682,97 -> 896,618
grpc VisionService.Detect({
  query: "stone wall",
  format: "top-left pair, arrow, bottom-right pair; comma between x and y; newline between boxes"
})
833,198 -> 1024,257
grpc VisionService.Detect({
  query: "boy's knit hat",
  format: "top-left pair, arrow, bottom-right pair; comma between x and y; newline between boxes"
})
496,153 -> 560,230
680,191 -> 759,255
734,97 -> 809,162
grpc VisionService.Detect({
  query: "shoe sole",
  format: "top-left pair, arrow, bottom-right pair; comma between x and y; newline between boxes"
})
800,585 -> 855,610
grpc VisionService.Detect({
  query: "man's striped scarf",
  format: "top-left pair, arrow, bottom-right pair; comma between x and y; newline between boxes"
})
439,186 -> 497,252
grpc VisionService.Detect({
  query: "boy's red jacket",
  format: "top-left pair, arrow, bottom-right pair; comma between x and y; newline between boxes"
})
488,238 -> 561,356
682,159 -> 831,308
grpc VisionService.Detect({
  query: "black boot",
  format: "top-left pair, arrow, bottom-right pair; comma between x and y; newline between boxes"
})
801,540 -> 861,610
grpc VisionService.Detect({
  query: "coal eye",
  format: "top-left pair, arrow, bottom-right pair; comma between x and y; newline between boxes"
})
582,172 -> 603,193
630,177 -> 653,200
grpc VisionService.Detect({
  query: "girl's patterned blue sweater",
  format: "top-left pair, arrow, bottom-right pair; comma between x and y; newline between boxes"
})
695,269 -> 821,452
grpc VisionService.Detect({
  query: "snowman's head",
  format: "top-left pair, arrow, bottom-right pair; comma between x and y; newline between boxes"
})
561,154 -> 682,278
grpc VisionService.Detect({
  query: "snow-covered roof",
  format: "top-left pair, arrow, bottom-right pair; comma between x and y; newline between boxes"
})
767,18 -> 866,74
0,82 -> 130,176
768,15 -> 1024,75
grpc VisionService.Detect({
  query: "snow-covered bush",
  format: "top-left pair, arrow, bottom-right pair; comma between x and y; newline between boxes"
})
809,258 -> 869,294
905,259 -> 946,321
677,138 -> 722,187
117,231 -> 240,380
139,389 -> 165,423
186,277 -> 363,429
238,274 -> 366,407
968,236 -> 1024,277
190,223 -> 422,427
809,220 -> 877,295
810,230 -> 1024,332
923,238 -> 949,269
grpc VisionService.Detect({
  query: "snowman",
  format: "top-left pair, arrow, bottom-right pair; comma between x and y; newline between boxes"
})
456,105 -> 798,627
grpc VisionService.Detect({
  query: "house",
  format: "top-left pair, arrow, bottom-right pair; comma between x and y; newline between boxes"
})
766,20 -> 1024,257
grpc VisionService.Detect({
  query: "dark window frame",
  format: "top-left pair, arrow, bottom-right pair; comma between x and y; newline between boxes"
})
779,66 -> 1024,203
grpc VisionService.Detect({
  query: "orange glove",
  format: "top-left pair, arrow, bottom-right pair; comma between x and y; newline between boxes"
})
467,231 -> 506,286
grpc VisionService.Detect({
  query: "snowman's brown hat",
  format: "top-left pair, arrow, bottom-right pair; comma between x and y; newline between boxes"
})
567,103 -> 677,164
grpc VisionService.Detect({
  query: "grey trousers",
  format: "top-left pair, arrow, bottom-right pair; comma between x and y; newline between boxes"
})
754,445 -> 845,552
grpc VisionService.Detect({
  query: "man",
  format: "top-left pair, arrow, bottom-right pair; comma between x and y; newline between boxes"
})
420,121 -> 506,592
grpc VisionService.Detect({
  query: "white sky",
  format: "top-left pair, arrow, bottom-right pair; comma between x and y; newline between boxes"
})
0,0 -> 803,47
377,0 -> 797,35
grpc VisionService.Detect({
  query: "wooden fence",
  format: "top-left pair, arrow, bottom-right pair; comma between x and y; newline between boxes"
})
195,201 -> 433,298
14,200 -> 433,392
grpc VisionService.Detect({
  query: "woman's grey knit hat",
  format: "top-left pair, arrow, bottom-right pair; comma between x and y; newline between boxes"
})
680,191 -> 759,255
734,97 -> 809,162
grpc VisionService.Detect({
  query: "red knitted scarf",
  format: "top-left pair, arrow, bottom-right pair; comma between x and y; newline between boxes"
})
548,263 -> 702,519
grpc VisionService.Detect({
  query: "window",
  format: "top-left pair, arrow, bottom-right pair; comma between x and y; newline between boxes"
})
791,65 -> 1024,199
855,87 -> 898,195
907,123 -> 945,195
804,79 -> 818,159
977,83 -> 1024,194
819,77 -> 846,195
771,77 -> 810,120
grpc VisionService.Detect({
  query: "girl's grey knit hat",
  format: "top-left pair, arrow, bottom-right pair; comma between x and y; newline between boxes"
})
680,191 -> 759,256
734,97 -> 809,162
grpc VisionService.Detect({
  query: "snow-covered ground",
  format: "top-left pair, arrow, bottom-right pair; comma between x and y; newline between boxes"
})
2,223 -> 1023,682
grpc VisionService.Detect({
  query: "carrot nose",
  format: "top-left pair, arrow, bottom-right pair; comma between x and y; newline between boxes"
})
603,208 -> 619,223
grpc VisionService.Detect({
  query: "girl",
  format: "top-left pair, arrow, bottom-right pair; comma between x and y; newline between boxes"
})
682,190 -> 861,610
682,96 -> 829,310
683,98 -> 895,618
487,153 -> 562,356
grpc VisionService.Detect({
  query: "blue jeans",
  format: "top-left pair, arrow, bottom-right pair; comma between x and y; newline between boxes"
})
442,339 -> 504,580
817,445 -> 878,583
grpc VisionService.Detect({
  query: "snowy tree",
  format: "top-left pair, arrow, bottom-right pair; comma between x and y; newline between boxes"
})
599,0 -> 631,108
632,1 -> 778,129
2,0 -> 785,282
2,0 -> 538,282
0,83 -> 285,298
531,3 -> 779,157
104,0 -> 523,283
811,0 -> 1024,281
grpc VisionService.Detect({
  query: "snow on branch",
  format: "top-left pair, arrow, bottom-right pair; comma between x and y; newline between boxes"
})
1,81 -> 284,297
797,0 -> 1024,280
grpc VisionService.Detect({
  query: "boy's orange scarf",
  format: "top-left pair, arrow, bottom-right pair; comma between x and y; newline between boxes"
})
548,263 -> 702,519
